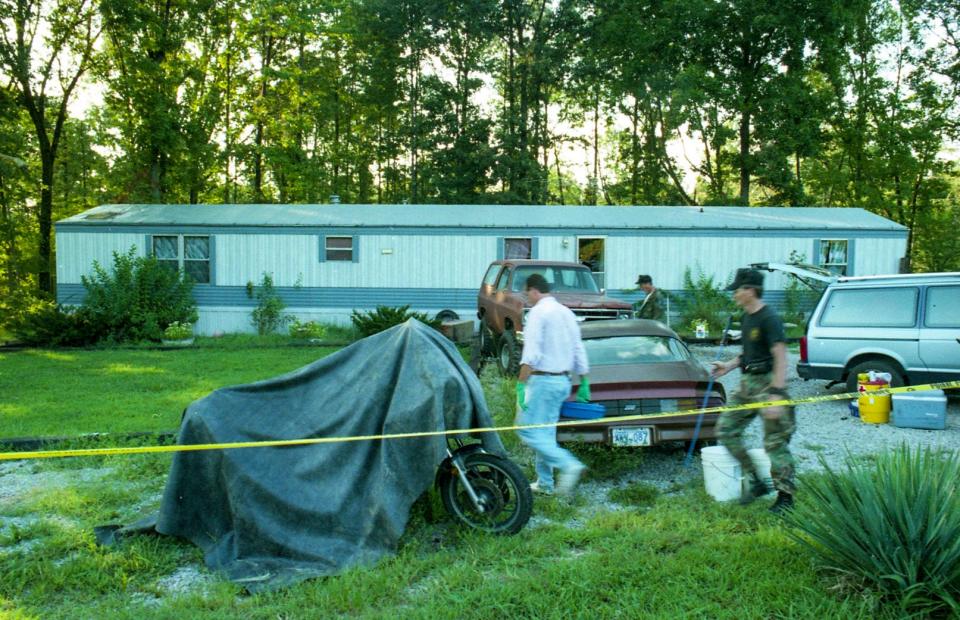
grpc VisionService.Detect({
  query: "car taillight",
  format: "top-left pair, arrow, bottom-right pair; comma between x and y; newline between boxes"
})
799,336 -> 808,363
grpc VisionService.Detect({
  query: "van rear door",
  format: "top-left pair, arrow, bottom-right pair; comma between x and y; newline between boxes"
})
919,284 -> 960,380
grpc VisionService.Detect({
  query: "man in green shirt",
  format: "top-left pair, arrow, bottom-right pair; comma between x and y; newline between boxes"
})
633,274 -> 666,322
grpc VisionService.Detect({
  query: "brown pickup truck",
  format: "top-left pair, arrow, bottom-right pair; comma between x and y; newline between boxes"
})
477,260 -> 633,374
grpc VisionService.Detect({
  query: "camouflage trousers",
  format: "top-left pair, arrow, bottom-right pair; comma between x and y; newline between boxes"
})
717,372 -> 797,494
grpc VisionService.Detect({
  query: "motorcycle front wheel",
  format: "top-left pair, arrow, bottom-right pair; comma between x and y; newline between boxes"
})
438,453 -> 533,535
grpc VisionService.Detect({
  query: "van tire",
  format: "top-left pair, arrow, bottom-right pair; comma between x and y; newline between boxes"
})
497,332 -> 521,376
845,360 -> 905,393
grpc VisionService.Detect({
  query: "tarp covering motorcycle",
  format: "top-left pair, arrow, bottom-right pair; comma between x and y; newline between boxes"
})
118,320 -> 503,591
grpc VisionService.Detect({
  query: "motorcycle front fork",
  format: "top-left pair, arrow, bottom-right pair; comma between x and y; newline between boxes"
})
447,441 -> 486,514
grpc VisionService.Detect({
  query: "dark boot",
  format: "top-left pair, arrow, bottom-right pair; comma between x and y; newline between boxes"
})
769,491 -> 795,514
739,476 -> 770,505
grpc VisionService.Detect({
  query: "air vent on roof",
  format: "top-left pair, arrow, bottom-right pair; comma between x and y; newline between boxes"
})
83,210 -> 124,220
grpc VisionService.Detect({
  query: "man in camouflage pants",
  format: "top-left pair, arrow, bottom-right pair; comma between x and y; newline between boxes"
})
711,268 -> 796,514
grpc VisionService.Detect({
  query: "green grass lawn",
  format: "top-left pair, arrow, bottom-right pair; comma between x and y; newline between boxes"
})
0,344 -> 902,618
0,342 -> 339,438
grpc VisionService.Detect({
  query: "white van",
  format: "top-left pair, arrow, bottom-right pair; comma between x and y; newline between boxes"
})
796,272 -> 960,391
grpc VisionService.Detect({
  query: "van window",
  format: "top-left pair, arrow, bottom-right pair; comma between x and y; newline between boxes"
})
925,286 -> 960,328
819,287 -> 918,328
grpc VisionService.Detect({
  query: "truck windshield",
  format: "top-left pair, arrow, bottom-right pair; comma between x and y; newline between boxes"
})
510,266 -> 600,293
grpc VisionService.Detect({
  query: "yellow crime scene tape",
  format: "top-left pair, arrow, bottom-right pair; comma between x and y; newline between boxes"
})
2,380 -> 958,462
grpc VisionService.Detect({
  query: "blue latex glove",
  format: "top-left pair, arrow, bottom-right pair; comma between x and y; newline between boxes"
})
576,376 -> 591,402
516,382 -> 527,410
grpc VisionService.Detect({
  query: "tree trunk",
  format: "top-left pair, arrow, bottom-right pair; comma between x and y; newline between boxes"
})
739,108 -> 750,205
38,151 -> 55,294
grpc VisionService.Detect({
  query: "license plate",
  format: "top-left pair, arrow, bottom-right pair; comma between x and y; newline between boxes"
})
611,427 -> 652,447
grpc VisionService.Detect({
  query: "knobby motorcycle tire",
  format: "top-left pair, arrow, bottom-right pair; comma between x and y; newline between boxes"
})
437,452 -> 533,535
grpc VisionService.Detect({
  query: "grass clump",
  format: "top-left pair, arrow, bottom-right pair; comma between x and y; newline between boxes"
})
784,444 -> 960,617
608,482 -> 660,507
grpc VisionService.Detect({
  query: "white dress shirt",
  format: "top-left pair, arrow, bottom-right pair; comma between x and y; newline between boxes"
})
520,295 -> 589,375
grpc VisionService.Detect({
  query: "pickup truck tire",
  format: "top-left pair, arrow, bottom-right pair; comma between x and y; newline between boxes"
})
497,332 -> 521,376
845,359 -> 905,393
478,320 -> 496,356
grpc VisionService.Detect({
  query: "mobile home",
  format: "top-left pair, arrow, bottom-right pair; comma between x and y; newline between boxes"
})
56,204 -> 908,334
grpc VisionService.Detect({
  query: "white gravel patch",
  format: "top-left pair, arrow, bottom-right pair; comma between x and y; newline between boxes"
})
0,465 -> 116,508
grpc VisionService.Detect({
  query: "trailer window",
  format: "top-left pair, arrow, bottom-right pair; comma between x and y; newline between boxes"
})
818,239 -> 848,276
325,236 -> 354,261
504,238 -> 532,259
151,234 -> 211,284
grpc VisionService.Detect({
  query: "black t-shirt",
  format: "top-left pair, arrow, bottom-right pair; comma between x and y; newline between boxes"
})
740,304 -> 785,367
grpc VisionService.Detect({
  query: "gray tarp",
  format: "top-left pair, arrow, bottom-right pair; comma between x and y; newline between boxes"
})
120,320 -> 503,591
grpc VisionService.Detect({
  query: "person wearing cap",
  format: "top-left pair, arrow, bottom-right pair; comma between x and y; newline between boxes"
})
633,274 -> 665,322
710,268 -> 796,514
516,273 -> 589,496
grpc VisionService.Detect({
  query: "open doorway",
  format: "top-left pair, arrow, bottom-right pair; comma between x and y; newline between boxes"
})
578,237 -> 605,289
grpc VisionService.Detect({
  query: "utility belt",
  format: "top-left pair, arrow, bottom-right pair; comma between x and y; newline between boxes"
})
741,358 -> 774,375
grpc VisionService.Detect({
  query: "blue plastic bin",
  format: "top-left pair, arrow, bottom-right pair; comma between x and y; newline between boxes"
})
560,401 -> 606,420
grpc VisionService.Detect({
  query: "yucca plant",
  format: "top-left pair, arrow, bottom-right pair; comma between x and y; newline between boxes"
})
784,445 -> 960,616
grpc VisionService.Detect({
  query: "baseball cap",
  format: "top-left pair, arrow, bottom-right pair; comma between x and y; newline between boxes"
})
726,268 -> 764,290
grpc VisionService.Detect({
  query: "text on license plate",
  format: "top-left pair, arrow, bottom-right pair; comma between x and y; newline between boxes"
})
611,427 -> 652,447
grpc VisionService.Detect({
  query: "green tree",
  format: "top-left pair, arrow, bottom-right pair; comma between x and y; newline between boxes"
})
0,0 -> 101,294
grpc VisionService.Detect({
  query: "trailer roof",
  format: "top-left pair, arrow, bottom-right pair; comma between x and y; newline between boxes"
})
58,203 -> 907,232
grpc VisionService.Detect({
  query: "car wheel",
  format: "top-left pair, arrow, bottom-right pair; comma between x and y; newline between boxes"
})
845,359 -> 905,393
497,331 -> 521,376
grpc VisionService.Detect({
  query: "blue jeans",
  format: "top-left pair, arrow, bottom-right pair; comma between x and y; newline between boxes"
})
517,375 -> 583,491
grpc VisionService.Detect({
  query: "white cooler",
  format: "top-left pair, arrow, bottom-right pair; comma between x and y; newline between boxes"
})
891,390 -> 947,430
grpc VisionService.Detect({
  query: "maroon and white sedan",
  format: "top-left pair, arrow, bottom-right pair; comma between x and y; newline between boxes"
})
558,319 -> 726,447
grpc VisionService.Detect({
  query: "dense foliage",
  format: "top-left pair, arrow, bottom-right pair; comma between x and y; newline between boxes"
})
79,248 -> 198,343
0,0 -> 958,308
675,265 -> 738,334
785,446 -> 960,616
350,305 -> 441,338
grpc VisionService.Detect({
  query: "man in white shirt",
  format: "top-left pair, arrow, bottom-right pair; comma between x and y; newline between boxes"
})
516,273 -> 589,495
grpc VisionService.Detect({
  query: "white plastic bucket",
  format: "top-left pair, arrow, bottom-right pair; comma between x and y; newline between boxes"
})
746,448 -> 774,495
701,446 -> 742,501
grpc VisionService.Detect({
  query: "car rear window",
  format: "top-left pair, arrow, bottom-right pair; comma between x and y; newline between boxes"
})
584,336 -> 691,365
819,287 -> 918,328
510,266 -> 599,293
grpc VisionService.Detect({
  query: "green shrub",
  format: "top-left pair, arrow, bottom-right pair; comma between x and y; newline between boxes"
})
784,445 -> 960,616
288,319 -> 325,340
350,305 -> 441,338
675,265 -> 736,333
8,301 -> 100,346
80,247 -> 197,343
247,273 -> 290,335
